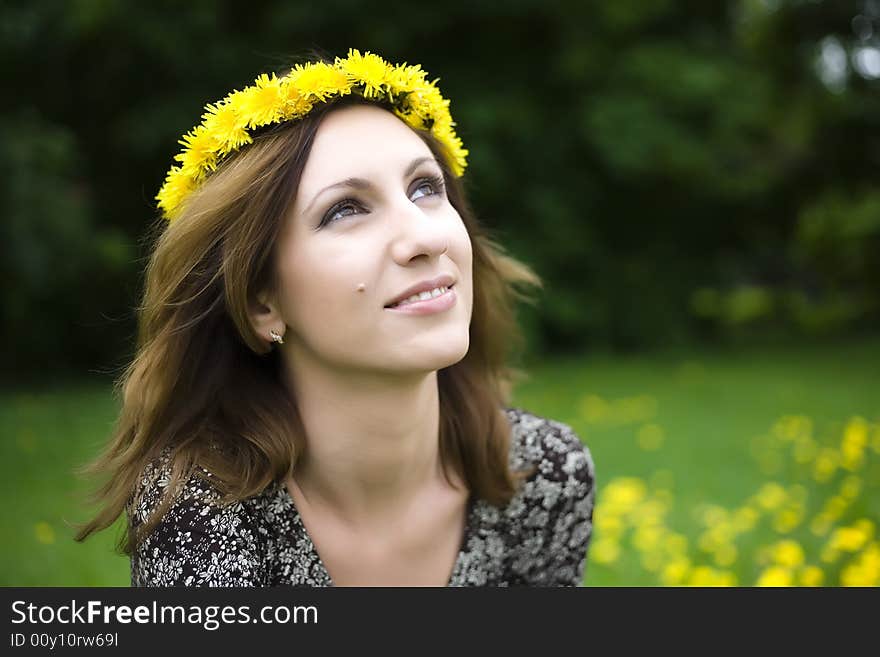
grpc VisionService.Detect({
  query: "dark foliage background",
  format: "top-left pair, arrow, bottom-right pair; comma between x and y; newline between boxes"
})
3,0 -> 878,382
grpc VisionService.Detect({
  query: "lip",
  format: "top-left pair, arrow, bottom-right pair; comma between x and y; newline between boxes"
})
385,274 -> 456,308
384,285 -> 457,315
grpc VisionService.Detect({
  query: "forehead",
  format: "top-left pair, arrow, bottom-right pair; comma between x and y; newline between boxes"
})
300,104 -> 435,185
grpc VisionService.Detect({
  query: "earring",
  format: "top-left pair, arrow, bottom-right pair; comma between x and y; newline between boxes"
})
270,330 -> 285,345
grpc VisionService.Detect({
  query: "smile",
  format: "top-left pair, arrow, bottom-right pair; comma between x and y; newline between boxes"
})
384,285 -> 457,315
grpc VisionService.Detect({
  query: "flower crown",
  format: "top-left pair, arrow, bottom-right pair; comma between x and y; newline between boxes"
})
156,48 -> 469,221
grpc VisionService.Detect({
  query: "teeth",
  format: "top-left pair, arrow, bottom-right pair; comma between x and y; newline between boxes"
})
391,286 -> 449,308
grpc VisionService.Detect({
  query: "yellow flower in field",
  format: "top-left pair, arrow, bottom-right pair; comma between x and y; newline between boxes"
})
732,506 -> 759,532
35,522 -> 55,545
602,477 -> 647,509
841,418 -> 868,471
840,475 -> 862,500
773,507 -> 803,534
661,557 -> 691,586
713,544 -> 738,567
809,514 -> 830,537
591,537 -> 621,564
826,521 -> 872,554
772,415 -> 813,442
594,512 -> 625,540
637,423 -> 665,451
689,566 -> 735,587
700,504 -> 729,527
754,482 -> 787,511
632,499 -> 669,525
799,565 -> 825,587
756,566 -> 794,587
812,448 -> 839,483
772,540 -> 805,568
840,564 -> 879,587
633,525 -> 665,552
840,542 -> 880,587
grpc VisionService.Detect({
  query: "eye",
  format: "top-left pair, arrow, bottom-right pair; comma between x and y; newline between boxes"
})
411,174 -> 446,201
321,200 -> 363,226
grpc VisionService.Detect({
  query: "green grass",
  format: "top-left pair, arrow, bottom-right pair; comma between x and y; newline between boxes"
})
2,336 -> 878,586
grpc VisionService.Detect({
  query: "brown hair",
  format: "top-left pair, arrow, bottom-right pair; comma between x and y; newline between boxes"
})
74,94 -> 543,555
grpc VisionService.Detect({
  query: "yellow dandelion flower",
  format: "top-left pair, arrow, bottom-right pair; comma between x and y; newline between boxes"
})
713,544 -> 738,567
754,482 -> 787,511
840,475 -> 862,500
827,526 -> 867,553
839,543 -> 880,587
591,537 -> 621,564
174,125 -> 218,179
602,477 -> 647,511
841,417 -> 868,471
156,166 -> 196,218
289,62 -> 351,103
689,566 -> 727,587
812,447 -> 839,483
386,62 -> 429,92
236,73 -> 285,129
594,512 -> 625,539
756,565 -> 794,587
338,49 -> 390,99
633,525 -> 665,552
661,557 -> 691,586
772,540 -> 805,568
799,565 -> 825,587
840,564 -> 878,586
772,415 -> 812,442
700,504 -> 729,527
201,101 -> 251,157
773,507 -> 803,534
732,506 -> 759,532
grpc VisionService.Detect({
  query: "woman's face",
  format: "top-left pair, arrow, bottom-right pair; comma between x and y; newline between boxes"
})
269,103 -> 473,376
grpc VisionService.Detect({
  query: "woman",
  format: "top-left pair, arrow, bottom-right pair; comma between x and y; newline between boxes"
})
76,49 -> 596,586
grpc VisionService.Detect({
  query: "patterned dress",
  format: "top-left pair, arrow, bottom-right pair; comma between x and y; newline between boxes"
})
129,406 -> 596,587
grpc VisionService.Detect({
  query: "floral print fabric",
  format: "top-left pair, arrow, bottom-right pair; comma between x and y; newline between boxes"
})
129,407 -> 596,587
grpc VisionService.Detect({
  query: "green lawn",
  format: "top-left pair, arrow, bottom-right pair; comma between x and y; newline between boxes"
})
2,336 -> 878,586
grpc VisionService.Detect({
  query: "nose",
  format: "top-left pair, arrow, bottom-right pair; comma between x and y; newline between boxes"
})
388,195 -> 450,263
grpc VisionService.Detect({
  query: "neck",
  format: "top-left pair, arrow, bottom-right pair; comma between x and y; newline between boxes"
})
281,351 -> 446,528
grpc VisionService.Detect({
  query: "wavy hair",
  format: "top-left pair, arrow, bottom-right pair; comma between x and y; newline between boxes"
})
75,94 -> 543,555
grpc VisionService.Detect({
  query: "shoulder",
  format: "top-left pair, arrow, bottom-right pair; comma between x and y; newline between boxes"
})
504,406 -> 595,490
128,448 -> 269,587
500,407 -> 596,586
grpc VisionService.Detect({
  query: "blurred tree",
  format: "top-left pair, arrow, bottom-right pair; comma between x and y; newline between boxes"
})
2,0 -> 877,381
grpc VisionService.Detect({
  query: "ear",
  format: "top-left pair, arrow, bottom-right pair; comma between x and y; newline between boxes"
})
249,289 -> 285,343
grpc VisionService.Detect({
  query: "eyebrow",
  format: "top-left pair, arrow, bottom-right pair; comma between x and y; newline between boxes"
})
302,156 -> 440,215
